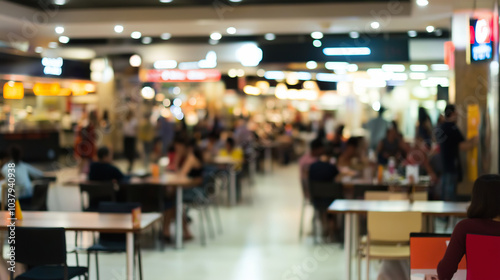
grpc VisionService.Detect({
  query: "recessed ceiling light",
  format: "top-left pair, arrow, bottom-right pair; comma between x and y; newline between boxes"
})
313,40 -> 322,47
265,33 -> 276,41
210,32 -> 222,40
227,27 -> 237,34
371,21 -> 380,29
161,33 -> 172,40
311,31 -> 324,40
159,0 -> 173,2
55,26 -> 64,34
209,39 -> 219,45
349,31 -> 360,39
35,46 -> 43,53
229,0 -> 242,2
410,64 -> 429,72
131,31 -> 142,39
306,61 -> 318,69
129,54 -> 142,67
48,42 -> 58,49
142,37 -> 152,44
53,0 -> 66,5
416,0 -> 429,7
114,25 -> 124,33
408,30 -> 418,37
58,36 -> 70,44
426,26 -> 435,33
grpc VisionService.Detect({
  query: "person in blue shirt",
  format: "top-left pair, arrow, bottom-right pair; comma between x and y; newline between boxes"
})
1,145 -> 44,203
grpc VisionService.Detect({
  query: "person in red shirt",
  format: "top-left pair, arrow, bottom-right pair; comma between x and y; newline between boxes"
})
437,174 -> 500,279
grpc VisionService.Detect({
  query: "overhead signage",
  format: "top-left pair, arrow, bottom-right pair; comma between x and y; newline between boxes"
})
468,17 -> 494,63
142,69 -> 221,83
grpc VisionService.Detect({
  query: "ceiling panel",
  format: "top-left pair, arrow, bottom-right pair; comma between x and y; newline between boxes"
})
6,0 -> 410,10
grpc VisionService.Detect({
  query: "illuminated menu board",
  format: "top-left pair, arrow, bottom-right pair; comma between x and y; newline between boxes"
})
468,17 -> 495,63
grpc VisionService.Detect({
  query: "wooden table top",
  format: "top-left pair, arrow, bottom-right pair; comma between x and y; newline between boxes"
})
328,199 -> 469,216
0,211 -> 162,233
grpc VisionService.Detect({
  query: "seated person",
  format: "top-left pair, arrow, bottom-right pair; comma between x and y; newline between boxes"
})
1,145 -> 44,208
88,147 -> 129,182
299,138 -> 324,200
438,174 -> 500,280
200,133 -> 222,163
377,127 -> 407,165
218,137 -> 244,168
308,156 -> 340,241
337,137 -> 362,177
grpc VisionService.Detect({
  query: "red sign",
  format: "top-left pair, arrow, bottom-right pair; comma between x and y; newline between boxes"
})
142,69 -> 221,83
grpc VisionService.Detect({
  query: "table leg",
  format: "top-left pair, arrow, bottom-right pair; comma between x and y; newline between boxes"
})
352,214 -> 359,257
344,213 -> 352,280
176,186 -> 183,249
229,169 -> 237,206
126,232 -> 134,280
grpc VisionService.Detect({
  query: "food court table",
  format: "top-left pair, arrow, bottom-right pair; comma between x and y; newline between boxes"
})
328,199 -> 469,280
144,173 -> 201,249
0,211 -> 161,280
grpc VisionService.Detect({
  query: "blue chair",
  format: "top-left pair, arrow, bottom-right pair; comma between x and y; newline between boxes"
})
13,227 -> 88,280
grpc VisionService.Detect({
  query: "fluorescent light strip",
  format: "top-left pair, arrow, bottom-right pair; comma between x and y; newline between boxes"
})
316,73 -> 352,82
323,47 -> 371,56
154,60 -> 178,69
431,64 -> 450,71
264,71 -> 286,80
381,64 -> 405,72
410,64 -> 429,72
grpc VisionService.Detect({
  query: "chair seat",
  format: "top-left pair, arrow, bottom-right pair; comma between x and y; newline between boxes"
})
16,266 -> 88,280
87,241 -> 126,252
365,244 -> 410,259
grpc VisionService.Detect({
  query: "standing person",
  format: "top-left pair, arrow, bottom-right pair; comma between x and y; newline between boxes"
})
123,111 -> 138,173
438,105 -> 478,201
138,113 -> 156,171
417,107 -> 433,148
364,107 -> 389,151
157,115 -> 175,158
298,138 -> 324,200
75,110 -> 98,174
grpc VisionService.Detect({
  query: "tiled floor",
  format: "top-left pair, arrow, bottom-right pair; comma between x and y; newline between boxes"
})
10,162 -> 405,280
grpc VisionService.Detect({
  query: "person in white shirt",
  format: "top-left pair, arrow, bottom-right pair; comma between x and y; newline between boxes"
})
1,146 -> 44,202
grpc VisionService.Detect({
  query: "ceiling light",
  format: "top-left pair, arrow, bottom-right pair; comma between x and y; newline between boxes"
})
53,0 -> 66,5
264,71 -> 286,80
306,61 -> 317,69
349,31 -> 360,39
256,69 -> 266,77
154,60 -> 177,69
35,46 -> 43,53
237,69 -> 245,77
382,64 -> 405,72
129,54 -> 142,67
409,73 -> 426,80
311,31 -> 324,40
313,40 -> 322,47
141,86 -> 155,99
236,44 -> 263,67
410,64 -> 428,71
265,33 -> 276,41
131,31 -> 142,39
316,73 -> 351,82
209,39 -> 219,45
408,30 -> 418,37
228,69 -> 238,78
347,64 -> 358,72
58,36 -> 70,44
229,0 -> 242,2
426,26 -> 435,33
48,42 -> 58,49
323,47 -> 371,56
227,27 -> 237,34
416,0 -> 429,7
431,64 -> 449,71
161,33 -> 172,40
371,21 -> 380,29
372,101 -> 381,111
55,26 -> 64,34
142,37 -> 152,44
114,25 -> 124,33
210,32 -> 222,41
160,0 -> 173,2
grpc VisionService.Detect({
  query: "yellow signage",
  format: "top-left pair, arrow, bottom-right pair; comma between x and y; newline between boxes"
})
467,104 -> 480,181
3,81 -> 24,99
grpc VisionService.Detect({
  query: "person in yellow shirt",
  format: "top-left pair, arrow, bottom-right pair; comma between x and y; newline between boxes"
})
218,137 -> 244,170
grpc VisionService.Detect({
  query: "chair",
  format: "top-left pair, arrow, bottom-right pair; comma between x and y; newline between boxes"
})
12,227 -> 88,280
308,180 -> 344,244
364,191 -> 428,201
202,166 -> 224,235
86,202 -> 142,280
79,182 -> 116,212
466,234 -> 500,279
353,184 -> 389,199
358,211 -> 422,280
29,180 -> 50,211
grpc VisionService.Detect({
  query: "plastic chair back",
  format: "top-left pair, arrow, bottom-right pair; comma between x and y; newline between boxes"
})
120,184 -> 164,212
16,227 -> 67,266
79,182 -> 116,212
309,181 -> 344,201
368,211 -> 422,242
30,181 -> 50,211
